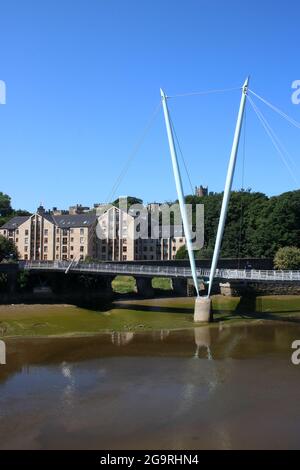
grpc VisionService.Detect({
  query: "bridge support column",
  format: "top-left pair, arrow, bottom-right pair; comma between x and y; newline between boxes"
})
194,296 -> 212,323
172,278 -> 188,296
135,277 -> 154,298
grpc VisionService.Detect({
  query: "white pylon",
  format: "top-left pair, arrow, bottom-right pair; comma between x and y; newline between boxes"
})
208,77 -> 249,297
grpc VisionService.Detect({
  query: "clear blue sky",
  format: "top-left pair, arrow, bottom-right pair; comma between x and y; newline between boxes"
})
0,0 -> 299,212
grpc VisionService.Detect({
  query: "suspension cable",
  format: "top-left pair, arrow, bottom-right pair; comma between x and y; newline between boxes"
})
248,95 -> 298,176
248,89 -> 300,130
167,86 -> 242,99
247,95 -> 299,186
105,101 -> 162,204
169,114 -> 194,194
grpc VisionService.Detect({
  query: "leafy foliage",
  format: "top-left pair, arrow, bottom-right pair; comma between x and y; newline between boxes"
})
0,235 -> 18,262
0,191 -> 30,227
176,189 -> 300,259
274,246 -> 300,270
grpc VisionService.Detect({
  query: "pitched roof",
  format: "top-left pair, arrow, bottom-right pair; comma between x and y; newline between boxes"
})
0,215 -> 31,229
1,212 -> 97,230
52,213 -> 97,228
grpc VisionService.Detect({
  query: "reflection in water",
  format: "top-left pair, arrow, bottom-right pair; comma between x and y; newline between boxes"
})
1,323 -> 300,449
194,327 -> 212,360
61,361 -> 76,410
111,332 -> 134,346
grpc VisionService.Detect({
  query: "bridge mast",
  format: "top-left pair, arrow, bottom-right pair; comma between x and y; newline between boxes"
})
208,77 -> 249,299
160,88 -> 199,297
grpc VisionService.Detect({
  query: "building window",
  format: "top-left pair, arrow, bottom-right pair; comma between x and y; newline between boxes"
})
24,246 -> 28,252
24,254 -> 28,260
80,237 -> 84,244
56,246 -> 59,251
123,246 -> 127,252
16,230 -> 19,235
56,254 -> 59,260
62,246 -> 68,253
44,237 -> 48,244
44,229 -> 48,236
80,255 -> 84,260
25,229 -> 29,236
56,228 -> 59,233
70,237 -> 74,242
123,255 -> 127,261
56,237 -> 59,243
62,237 -> 68,245
44,246 -> 48,253
44,254 -> 47,260
70,228 -> 74,234
24,238 -> 28,245
80,246 -> 84,252
70,246 -> 74,251
3,230 -> 6,235
62,255 -> 67,260
80,228 -> 84,235
16,238 -> 18,243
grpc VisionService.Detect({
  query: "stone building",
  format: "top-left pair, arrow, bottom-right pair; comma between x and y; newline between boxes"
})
0,204 -> 186,262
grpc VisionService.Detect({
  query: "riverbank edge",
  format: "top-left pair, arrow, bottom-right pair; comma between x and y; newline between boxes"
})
1,295 -> 300,339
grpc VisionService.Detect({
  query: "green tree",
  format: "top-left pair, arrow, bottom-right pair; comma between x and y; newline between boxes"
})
0,192 -> 13,226
274,247 -> 300,270
113,196 -> 143,208
0,235 -> 18,262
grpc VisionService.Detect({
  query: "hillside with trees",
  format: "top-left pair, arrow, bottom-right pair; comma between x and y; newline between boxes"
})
176,189 -> 300,260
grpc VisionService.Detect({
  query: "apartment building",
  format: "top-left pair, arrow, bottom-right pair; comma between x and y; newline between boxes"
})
97,205 -> 185,261
0,204 -> 186,262
0,206 -> 97,261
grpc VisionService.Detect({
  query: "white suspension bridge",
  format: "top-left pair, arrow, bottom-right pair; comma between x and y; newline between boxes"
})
19,77 -> 300,322
21,260 -> 300,283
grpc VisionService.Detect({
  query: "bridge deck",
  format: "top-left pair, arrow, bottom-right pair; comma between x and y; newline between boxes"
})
20,261 -> 300,283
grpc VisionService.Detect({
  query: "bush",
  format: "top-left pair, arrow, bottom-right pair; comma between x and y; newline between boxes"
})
274,246 -> 300,270
0,235 -> 18,262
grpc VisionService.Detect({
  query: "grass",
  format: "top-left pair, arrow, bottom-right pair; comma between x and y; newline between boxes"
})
112,276 -> 137,293
111,276 -> 172,293
1,295 -> 300,338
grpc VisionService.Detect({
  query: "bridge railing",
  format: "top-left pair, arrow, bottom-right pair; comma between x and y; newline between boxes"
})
21,261 -> 300,282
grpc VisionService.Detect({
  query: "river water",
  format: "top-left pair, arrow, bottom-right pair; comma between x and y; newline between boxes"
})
0,322 -> 300,449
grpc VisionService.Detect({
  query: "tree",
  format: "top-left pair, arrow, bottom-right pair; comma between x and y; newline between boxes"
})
0,191 -> 31,227
0,235 -> 18,262
0,192 -> 13,226
274,247 -> 300,270
113,196 -> 143,208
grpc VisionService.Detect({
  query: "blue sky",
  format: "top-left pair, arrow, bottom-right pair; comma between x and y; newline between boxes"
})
0,0 -> 299,212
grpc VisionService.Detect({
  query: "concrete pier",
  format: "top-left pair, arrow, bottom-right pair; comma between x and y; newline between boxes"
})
194,296 -> 212,323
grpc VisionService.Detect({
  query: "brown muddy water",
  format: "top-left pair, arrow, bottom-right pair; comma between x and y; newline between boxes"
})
0,323 -> 300,449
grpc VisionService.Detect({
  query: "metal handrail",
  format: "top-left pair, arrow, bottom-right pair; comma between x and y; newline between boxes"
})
21,260 -> 300,282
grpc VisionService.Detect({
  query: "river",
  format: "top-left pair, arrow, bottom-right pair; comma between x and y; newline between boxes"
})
1,320 -> 300,449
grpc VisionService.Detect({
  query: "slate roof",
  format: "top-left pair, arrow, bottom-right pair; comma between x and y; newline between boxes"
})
51,213 -> 97,228
0,216 -> 30,229
1,213 -> 97,230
